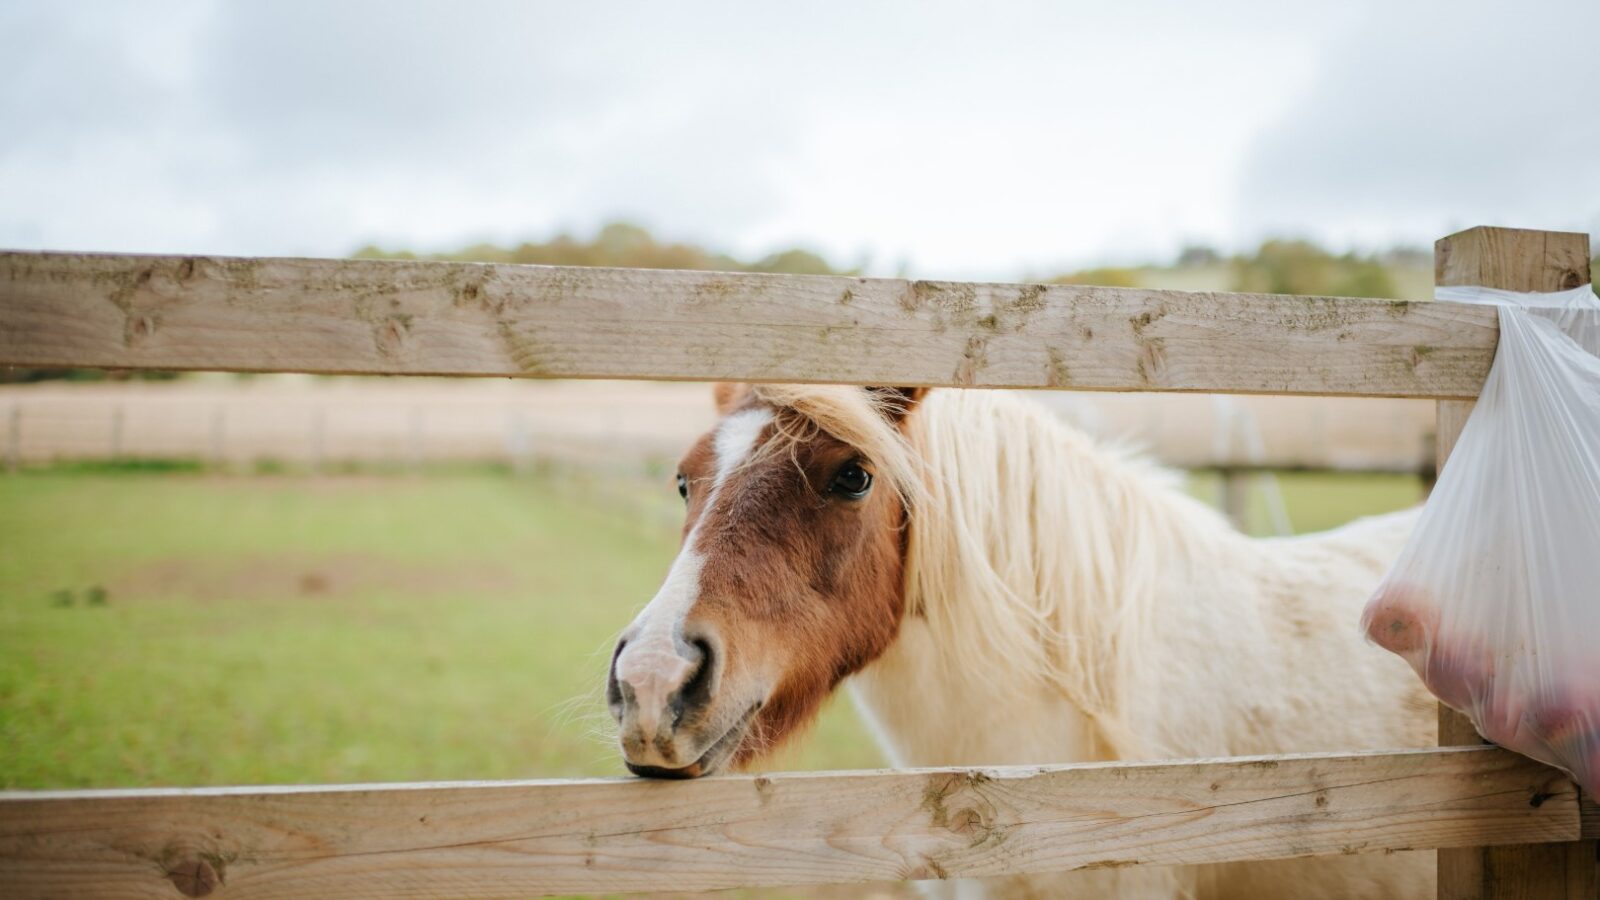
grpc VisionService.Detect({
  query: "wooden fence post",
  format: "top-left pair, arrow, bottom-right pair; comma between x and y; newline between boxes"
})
1220,468 -> 1250,529
1433,226 -> 1597,900
109,404 -> 124,460
208,405 -> 225,470
310,407 -> 326,474
5,404 -> 18,473
507,409 -> 532,475
408,405 -> 425,473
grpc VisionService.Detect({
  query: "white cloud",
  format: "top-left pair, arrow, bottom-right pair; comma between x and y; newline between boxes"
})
1236,0 -> 1600,248
1,0 -> 1593,275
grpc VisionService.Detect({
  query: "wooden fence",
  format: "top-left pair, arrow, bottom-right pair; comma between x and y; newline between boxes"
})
0,226 -> 1596,899
0,381 -> 1436,476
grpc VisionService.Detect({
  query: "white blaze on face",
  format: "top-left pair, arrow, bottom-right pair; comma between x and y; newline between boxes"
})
614,408 -> 772,739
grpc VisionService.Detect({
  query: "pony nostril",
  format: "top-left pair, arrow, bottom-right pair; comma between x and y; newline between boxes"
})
678,635 -> 717,714
606,639 -> 628,715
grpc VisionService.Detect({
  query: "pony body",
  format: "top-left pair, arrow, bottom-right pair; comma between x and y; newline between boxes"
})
846,389 -> 1435,898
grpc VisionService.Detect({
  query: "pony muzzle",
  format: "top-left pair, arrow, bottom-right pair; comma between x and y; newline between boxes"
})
608,627 -> 735,775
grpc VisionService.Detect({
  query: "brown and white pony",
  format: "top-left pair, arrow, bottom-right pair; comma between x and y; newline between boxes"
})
606,383 -> 1436,899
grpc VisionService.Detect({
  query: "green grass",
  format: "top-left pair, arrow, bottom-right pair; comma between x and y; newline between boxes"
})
0,472 -> 888,789
0,468 -> 1423,791
1189,470 -> 1425,535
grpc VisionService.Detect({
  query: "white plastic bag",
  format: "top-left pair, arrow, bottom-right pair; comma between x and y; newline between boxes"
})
1362,283 -> 1600,798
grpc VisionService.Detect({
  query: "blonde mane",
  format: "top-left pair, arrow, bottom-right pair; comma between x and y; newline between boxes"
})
751,384 -> 1241,757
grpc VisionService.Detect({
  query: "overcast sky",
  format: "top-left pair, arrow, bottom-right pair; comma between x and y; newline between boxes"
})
2,0 -> 1596,279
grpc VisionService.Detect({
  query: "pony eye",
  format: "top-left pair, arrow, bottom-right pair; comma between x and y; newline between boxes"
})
676,473 -> 689,501
830,463 -> 872,499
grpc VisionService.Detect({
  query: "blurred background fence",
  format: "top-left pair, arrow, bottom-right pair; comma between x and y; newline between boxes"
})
0,376 -> 1437,531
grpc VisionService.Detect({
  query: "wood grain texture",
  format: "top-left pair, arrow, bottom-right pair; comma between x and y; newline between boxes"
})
1435,399 -> 1477,476
0,748 -> 1580,899
0,251 -> 1501,398
1435,227 -> 1593,294
1433,226 -> 1596,900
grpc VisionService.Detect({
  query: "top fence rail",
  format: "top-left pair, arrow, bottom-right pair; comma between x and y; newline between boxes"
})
1,250 -> 1500,398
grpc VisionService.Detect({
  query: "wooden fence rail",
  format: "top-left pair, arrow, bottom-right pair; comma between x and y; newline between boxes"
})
0,747 -> 1589,899
1,251 -> 1499,398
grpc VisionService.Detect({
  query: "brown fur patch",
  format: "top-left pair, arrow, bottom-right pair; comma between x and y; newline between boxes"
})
712,382 -> 751,415
673,388 -> 917,767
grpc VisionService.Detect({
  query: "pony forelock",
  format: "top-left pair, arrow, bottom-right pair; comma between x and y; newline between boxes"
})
748,384 -> 926,507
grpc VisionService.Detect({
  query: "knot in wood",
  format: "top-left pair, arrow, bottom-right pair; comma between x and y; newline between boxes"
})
922,771 -> 1002,846
165,857 -> 220,898
950,805 -> 989,835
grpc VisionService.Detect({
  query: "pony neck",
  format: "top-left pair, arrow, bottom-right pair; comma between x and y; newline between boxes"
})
877,389 -> 1240,763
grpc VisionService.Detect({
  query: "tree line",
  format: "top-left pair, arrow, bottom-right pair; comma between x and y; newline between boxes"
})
356,221 -> 1434,300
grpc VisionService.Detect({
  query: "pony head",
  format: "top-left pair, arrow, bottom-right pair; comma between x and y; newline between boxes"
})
606,382 -> 924,777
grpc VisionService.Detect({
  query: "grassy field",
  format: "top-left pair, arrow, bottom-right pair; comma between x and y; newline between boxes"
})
0,468 -> 1423,791
0,470 -> 886,791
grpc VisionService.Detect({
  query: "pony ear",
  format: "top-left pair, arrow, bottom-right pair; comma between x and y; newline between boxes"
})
869,387 -> 928,428
712,382 -> 751,415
